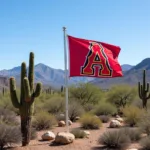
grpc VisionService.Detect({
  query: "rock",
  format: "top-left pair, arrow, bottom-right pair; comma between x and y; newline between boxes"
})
109,120 -> 121,128
57,114 -> 65,121
55,132 -> 75,144
41,131 -> 55,141
75,116 -> 80,121
115,117 -> 124,123
83,131 -> 90,137
58,120 -> 66,127
116,115 -> 120,118
68,120 -> 73,125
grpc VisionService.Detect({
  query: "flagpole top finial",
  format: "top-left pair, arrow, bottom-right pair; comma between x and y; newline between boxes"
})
63,27 -> 66,31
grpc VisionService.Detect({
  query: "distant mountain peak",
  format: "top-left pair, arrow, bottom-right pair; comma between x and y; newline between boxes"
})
129,57 -> 150,71
140,58 -> 150,64
121,64 -> 133,71
35,63 -> 47,66
35,63 -> 60,70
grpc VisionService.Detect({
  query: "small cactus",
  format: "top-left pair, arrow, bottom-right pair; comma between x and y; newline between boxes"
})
9,52 -> 42,146
61,85 -> 64,93
2,87 -> 5,96
138,69 -> 150,109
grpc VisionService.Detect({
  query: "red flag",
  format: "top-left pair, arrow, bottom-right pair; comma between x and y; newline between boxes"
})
67,35 -> 123,78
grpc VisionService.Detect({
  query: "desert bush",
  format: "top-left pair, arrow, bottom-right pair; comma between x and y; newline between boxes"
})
139,119 -> 150,135
32,111 -> 57,131
106,85 -> 136,108
43,96 -> 65,114
132,99 -> 143,109
138,111 -> 150,135
79,113 -> 102,129
122,106 -> 144,127
0,107 -> 18,125
70,129 -> 86,138
83,103 -> 95,112
120,127 -> 141,142
99,130 -> 130,150
31,127 -> 37,140
0,95 -> 18,114
99,115 -> 110,123
94,102 -> 117,116
55,113 -> 65,121
69,83 -> 103,106
0,123 -> 22,150
117,106 -> 124,116
140,136 -> 150,150
34,93 -> 59,114
68,101 -> 84,122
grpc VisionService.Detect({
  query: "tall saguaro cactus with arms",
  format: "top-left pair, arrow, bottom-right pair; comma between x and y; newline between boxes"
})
9,52 -> 42,146
138,69 -> 150,109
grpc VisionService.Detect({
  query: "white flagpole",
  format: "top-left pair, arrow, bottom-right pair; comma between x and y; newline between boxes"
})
63,27 -> 69,132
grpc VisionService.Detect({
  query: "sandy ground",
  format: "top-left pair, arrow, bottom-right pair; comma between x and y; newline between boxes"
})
9,120 -> 141,150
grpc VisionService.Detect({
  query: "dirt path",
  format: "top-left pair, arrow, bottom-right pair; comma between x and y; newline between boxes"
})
12,122 -> 140,150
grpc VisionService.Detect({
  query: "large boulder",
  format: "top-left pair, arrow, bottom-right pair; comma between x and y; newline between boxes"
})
109,120 -> 121,128
41,131 -> 55,141
54,132 -> 75,144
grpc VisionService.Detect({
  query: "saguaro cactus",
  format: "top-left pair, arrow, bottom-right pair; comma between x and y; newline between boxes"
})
2,87 -> 5,96
138,69 -> 150,109
9,52 -> 42,146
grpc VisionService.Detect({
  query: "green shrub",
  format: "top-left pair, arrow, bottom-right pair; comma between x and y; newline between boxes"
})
99,130 -> 130,150
106,85 -> 136,108
55,113 -> 65,121
43,96 -> 65,114
132,99 -> 143,109
31,127 -> 37,140
140,136 -> 150,150
120,127 -> 141,142
99,115 -> 110,123
122,106 -> 144,127
79,113 -> 102,129
69,83 -> 103,106
94,102 -> 117,116
32,111 -> 57,131
68,101 -> 84,122
0,107 -> 18,125
83,103 -> 95,112
138,112 -> 150,135
70,129 -> 86,138
0,123 -> 22,149
0,95 -> 18,114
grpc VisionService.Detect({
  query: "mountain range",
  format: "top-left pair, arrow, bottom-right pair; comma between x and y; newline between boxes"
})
0,63 -> 94,89
90,58 -> 150,89
0,58 -> 149,89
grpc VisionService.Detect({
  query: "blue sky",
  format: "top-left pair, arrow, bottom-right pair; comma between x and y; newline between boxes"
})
0,0 -> 150,70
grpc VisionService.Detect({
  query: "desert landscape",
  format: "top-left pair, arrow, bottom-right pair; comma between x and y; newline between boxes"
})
11,121 -> 141,150
0,52 -> 150,150
1,1 -> 150,150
